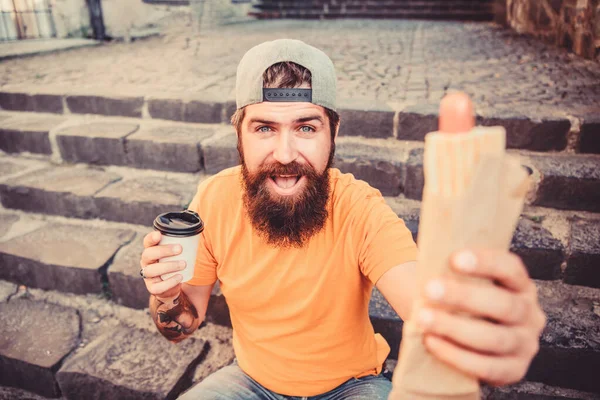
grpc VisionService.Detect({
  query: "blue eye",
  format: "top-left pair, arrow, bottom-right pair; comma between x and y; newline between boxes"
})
258,126 -> 271,133
300,126 -> 314,133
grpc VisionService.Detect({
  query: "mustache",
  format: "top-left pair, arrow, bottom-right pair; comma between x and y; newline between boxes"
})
253,161 -> 318,181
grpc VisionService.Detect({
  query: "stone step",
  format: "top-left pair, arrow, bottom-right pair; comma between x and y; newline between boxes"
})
482,380 -> 600,400
579,115 -> 600,155
254,0 -> 493,8
525,153 -> 600,213
0,298 -> 79,398
2,86 -> 592,154
527,281 -> 600,394
0,280 -> 235,399
251,0 -> 494,20
1,150 -> 599,287
0,114 -> 67,156
337,137 -> 600,213
0,154 -> 202,226
387,198 -> 600,289
0,200 -> 598,365
250,9 -> 494,21
1,113 -> 599,212
0,210 -> 402,355
56,328 -> 206,400
0,204 -> 595,361
1,277 -> 598,397
0,111 -> 229,173
0,207 -> 399,326
0,221 -> 135,296
400,200 -> 600,289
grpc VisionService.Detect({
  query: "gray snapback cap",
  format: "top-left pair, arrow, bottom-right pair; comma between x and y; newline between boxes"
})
235,39 -> 337,111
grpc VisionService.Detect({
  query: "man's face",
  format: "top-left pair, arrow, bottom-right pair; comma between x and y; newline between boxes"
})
238,101 -> 337,247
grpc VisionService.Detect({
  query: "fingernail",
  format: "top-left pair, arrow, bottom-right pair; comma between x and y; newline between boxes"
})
179,261 -> 186,270
173,245 -> 182,253
418,308 -> 434,327
175,274 -> 183,282
153,231 -> 160,241
454,250 -> 477,272
426,280 -> 445,301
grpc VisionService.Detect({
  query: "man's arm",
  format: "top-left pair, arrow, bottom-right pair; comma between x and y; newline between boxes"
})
150,283 -> 214,343
375,261 -> 418,321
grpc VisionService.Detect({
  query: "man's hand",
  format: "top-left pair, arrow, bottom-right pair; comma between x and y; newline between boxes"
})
416,249 -> 546,386
141,231 -> 203,343
140,231 -> 186,299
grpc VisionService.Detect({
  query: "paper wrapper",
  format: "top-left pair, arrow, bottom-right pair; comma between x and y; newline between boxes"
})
389,126 -> 530,400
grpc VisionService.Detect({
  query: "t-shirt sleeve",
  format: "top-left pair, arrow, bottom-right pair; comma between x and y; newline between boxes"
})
356,191 -> 418,285
185,180 -> 218,286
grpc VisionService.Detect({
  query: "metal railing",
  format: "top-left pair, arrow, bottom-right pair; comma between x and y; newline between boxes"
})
0,0 -> 56,41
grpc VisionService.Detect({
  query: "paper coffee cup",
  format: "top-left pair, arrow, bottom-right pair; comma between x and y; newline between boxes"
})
153,210 -> 204,282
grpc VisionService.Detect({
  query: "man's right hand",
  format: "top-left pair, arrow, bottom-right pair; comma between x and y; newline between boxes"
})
140,231 -> 186,300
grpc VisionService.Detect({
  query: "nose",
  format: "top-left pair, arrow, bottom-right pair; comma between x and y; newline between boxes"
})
272,131 -> 298,165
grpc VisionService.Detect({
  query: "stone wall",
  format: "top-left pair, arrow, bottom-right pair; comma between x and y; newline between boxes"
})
52,0 -> 91,38
51,0 -> 180,39
49,0 -> 253,40
101,0 -> 182,39
501,0 -> 599,60
188,0 -> 254,32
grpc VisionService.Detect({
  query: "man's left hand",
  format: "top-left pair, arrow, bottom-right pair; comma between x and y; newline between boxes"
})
416,249 -> 547,386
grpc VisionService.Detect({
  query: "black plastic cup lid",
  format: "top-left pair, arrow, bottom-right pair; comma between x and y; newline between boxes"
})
153,210 -> 204,237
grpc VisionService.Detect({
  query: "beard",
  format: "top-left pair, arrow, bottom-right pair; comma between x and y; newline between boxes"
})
239,143 -> 335,248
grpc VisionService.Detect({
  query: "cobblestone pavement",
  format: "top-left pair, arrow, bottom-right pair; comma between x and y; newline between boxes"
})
1,19 -> 599,116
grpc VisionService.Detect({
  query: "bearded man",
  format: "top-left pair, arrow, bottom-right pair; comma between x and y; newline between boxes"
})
139,39 -> 546,399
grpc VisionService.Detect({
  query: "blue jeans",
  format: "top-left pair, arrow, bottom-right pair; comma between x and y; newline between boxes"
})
178,361 -> 392,400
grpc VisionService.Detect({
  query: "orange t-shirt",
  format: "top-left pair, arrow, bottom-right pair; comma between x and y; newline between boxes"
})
187,166 -> 418,396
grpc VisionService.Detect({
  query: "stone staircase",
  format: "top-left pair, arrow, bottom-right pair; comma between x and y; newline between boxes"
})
250,0 -> 495,20
0,86 -> 599,399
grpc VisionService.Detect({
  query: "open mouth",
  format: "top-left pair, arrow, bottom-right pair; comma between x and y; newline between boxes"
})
268,174 -> 304,195
271,174 -> 301,189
